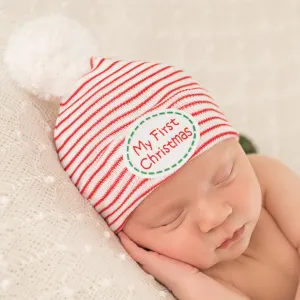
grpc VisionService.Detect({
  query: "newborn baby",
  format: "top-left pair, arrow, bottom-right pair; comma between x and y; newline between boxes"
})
52,57 -> 300,300
120,138 -> 300,300
6,16 -> 299,300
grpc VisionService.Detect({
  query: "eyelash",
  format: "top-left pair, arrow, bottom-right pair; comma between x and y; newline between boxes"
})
162,210 -> 185,227
214,163 -> 235,186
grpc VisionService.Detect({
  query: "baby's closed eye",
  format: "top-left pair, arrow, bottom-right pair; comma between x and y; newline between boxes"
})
213,161 -> 235,187
161,209 -> 186,229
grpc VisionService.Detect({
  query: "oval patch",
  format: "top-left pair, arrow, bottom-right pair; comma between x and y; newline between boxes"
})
123,109 -> 200,178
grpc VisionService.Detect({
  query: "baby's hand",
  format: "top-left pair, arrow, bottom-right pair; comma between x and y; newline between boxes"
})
119,232 -> 250,300
118,231 -> 200,295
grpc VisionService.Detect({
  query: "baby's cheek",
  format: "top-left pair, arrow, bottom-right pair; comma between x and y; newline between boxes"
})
162,232 -> 215,269
156,231 -> 189,257
233,179 -> 261,218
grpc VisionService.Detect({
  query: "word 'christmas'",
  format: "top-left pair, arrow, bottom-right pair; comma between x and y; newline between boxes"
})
131,117 -> 193,170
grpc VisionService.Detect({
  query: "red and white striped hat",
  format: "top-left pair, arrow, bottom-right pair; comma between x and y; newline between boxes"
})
3,16 -> 238,233
53,56 -> 238,233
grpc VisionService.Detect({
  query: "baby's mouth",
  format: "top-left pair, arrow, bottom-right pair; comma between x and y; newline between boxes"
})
217,224 -> 246,249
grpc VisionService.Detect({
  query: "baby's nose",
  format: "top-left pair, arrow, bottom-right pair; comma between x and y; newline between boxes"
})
195,201 -> 232,233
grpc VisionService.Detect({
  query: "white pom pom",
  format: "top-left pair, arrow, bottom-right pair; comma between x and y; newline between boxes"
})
3,15 -> 99,101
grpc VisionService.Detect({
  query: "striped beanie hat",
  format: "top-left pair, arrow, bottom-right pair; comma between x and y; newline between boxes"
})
53,57 -> 239,233
3,16 -> 238,233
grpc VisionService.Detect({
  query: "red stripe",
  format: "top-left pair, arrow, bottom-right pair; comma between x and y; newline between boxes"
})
115,218 -> 128,233
85,151 -> 123,198
108,130 -> 238,228
60,58 -> 106,107
80,139 -> 124,195
170,95 -> 218,110
60,68 -> 181,165
198,116 -> 228,126
149,82 -> 198,106
156,87 -> 212,106
94,58 -> 106,71
55,61 -> 138,132
95,168 -> 130,211
86,155 -> 124,198
150,86 -> 217,113
159,85 -> 199,97
201,123 -> 231,135
192,107 -> 225,117
57,63 -> 166,152
90,57 -> 94,69
98,173 -> 135,213
88,58 -> 105,74
72,142 -> 110,183
157,86 -> 212,104
82,58 -> 107,78
152,83 -> 198,106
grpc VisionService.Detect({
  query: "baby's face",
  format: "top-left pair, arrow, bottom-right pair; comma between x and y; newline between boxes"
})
122,139 -> 262,270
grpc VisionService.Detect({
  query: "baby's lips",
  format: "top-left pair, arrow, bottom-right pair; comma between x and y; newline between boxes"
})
217,225 -> 246,248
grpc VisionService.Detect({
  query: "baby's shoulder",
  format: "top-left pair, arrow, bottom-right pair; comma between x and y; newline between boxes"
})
247,154 -> 285,182
247,154 -> 284,205
247,153 -> 281,169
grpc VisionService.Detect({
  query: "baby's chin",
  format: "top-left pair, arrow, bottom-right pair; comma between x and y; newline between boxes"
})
195,233 -> 251,270
221,237 -> 250,262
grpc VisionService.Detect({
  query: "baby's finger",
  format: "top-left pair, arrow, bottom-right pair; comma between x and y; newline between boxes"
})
118,232 -> 194,292
118,232 -> 150,264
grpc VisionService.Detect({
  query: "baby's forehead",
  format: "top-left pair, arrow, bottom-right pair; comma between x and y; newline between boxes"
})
171,146 -> 235,177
